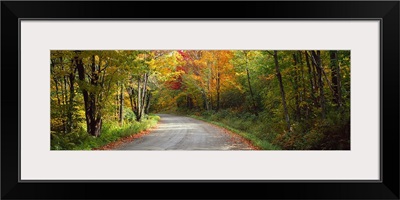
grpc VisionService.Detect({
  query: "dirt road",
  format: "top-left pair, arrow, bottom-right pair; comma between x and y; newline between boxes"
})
117,114 -> 253,150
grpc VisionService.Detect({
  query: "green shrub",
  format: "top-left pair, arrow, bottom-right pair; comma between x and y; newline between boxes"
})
186,108 -> 349,150
51,114 -> 160,150
189,110 -> 281,150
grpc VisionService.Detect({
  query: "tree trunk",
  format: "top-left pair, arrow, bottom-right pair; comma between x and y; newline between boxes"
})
136,75 -> 142,121
60,57 -> 67,133
76,57 -> 90,134
201,89 -> 209,110
273,51 -> 290,131
53,78 -> 61,106
308,51 -> 319,94
186,95 -> 193,110
51,60 -> 61,105
145,90 -> 152,114
127,86 -> 137,116
311,51 -> 326,119
75,55 -> 102,137
216,70 -> 220,112
298,51 -> 306,101
305,51 -> 317,106
292,53 -> 301,121
298,51 -> 307,119
115,88 -> 119,120
244,51 -> 258,116
207,62 -> 213,111
51,59 -> 62,131
330,50 -> 342,107
132,73 -> 149,122
119,83 -> 124,125
67,71 -> 75,133
140,73 -> 148,119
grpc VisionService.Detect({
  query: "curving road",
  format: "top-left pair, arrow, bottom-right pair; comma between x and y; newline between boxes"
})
117,114 -> 253,150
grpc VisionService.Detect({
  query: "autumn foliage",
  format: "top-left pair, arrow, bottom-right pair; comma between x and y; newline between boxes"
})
51,50 -> 350,150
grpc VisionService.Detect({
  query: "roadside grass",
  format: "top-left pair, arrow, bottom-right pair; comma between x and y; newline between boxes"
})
184,112 -> 281,150
170,108 -> 349,150
51,114 -> 160,150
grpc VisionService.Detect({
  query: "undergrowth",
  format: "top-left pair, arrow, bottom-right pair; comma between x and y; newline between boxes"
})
51,114 -> 160,150
173,109 -> 349,150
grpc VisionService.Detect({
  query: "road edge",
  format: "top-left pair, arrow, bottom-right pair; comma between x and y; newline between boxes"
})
92,119 -> 161,150
187,115 -> 263,150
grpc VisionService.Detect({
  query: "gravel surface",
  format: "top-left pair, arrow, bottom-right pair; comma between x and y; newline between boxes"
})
117,114 -> 253,150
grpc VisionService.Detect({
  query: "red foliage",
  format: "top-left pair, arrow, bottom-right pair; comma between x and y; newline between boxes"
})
166,76 -> 183,90
166,51 -> 190,90
166,50 -> 193,90
177,50 -> 190,61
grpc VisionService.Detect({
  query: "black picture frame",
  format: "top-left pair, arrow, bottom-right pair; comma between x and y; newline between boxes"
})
1,1 -> 399,199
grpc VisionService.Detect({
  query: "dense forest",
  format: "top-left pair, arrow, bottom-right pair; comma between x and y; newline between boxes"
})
51,50 -> 350,150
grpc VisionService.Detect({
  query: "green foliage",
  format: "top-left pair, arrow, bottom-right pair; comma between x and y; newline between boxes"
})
51,126 -> 88,150
272,109 -> 350,150
188,110 -> 281,150
124,109 -> 137,123
184,107 -> 350,150
51,115 -> 160,150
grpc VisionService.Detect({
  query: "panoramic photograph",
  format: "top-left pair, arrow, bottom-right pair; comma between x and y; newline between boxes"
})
50,50 -> 350,150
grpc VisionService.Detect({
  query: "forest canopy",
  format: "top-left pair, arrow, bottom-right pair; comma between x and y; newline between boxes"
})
51,50 -> 350,150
